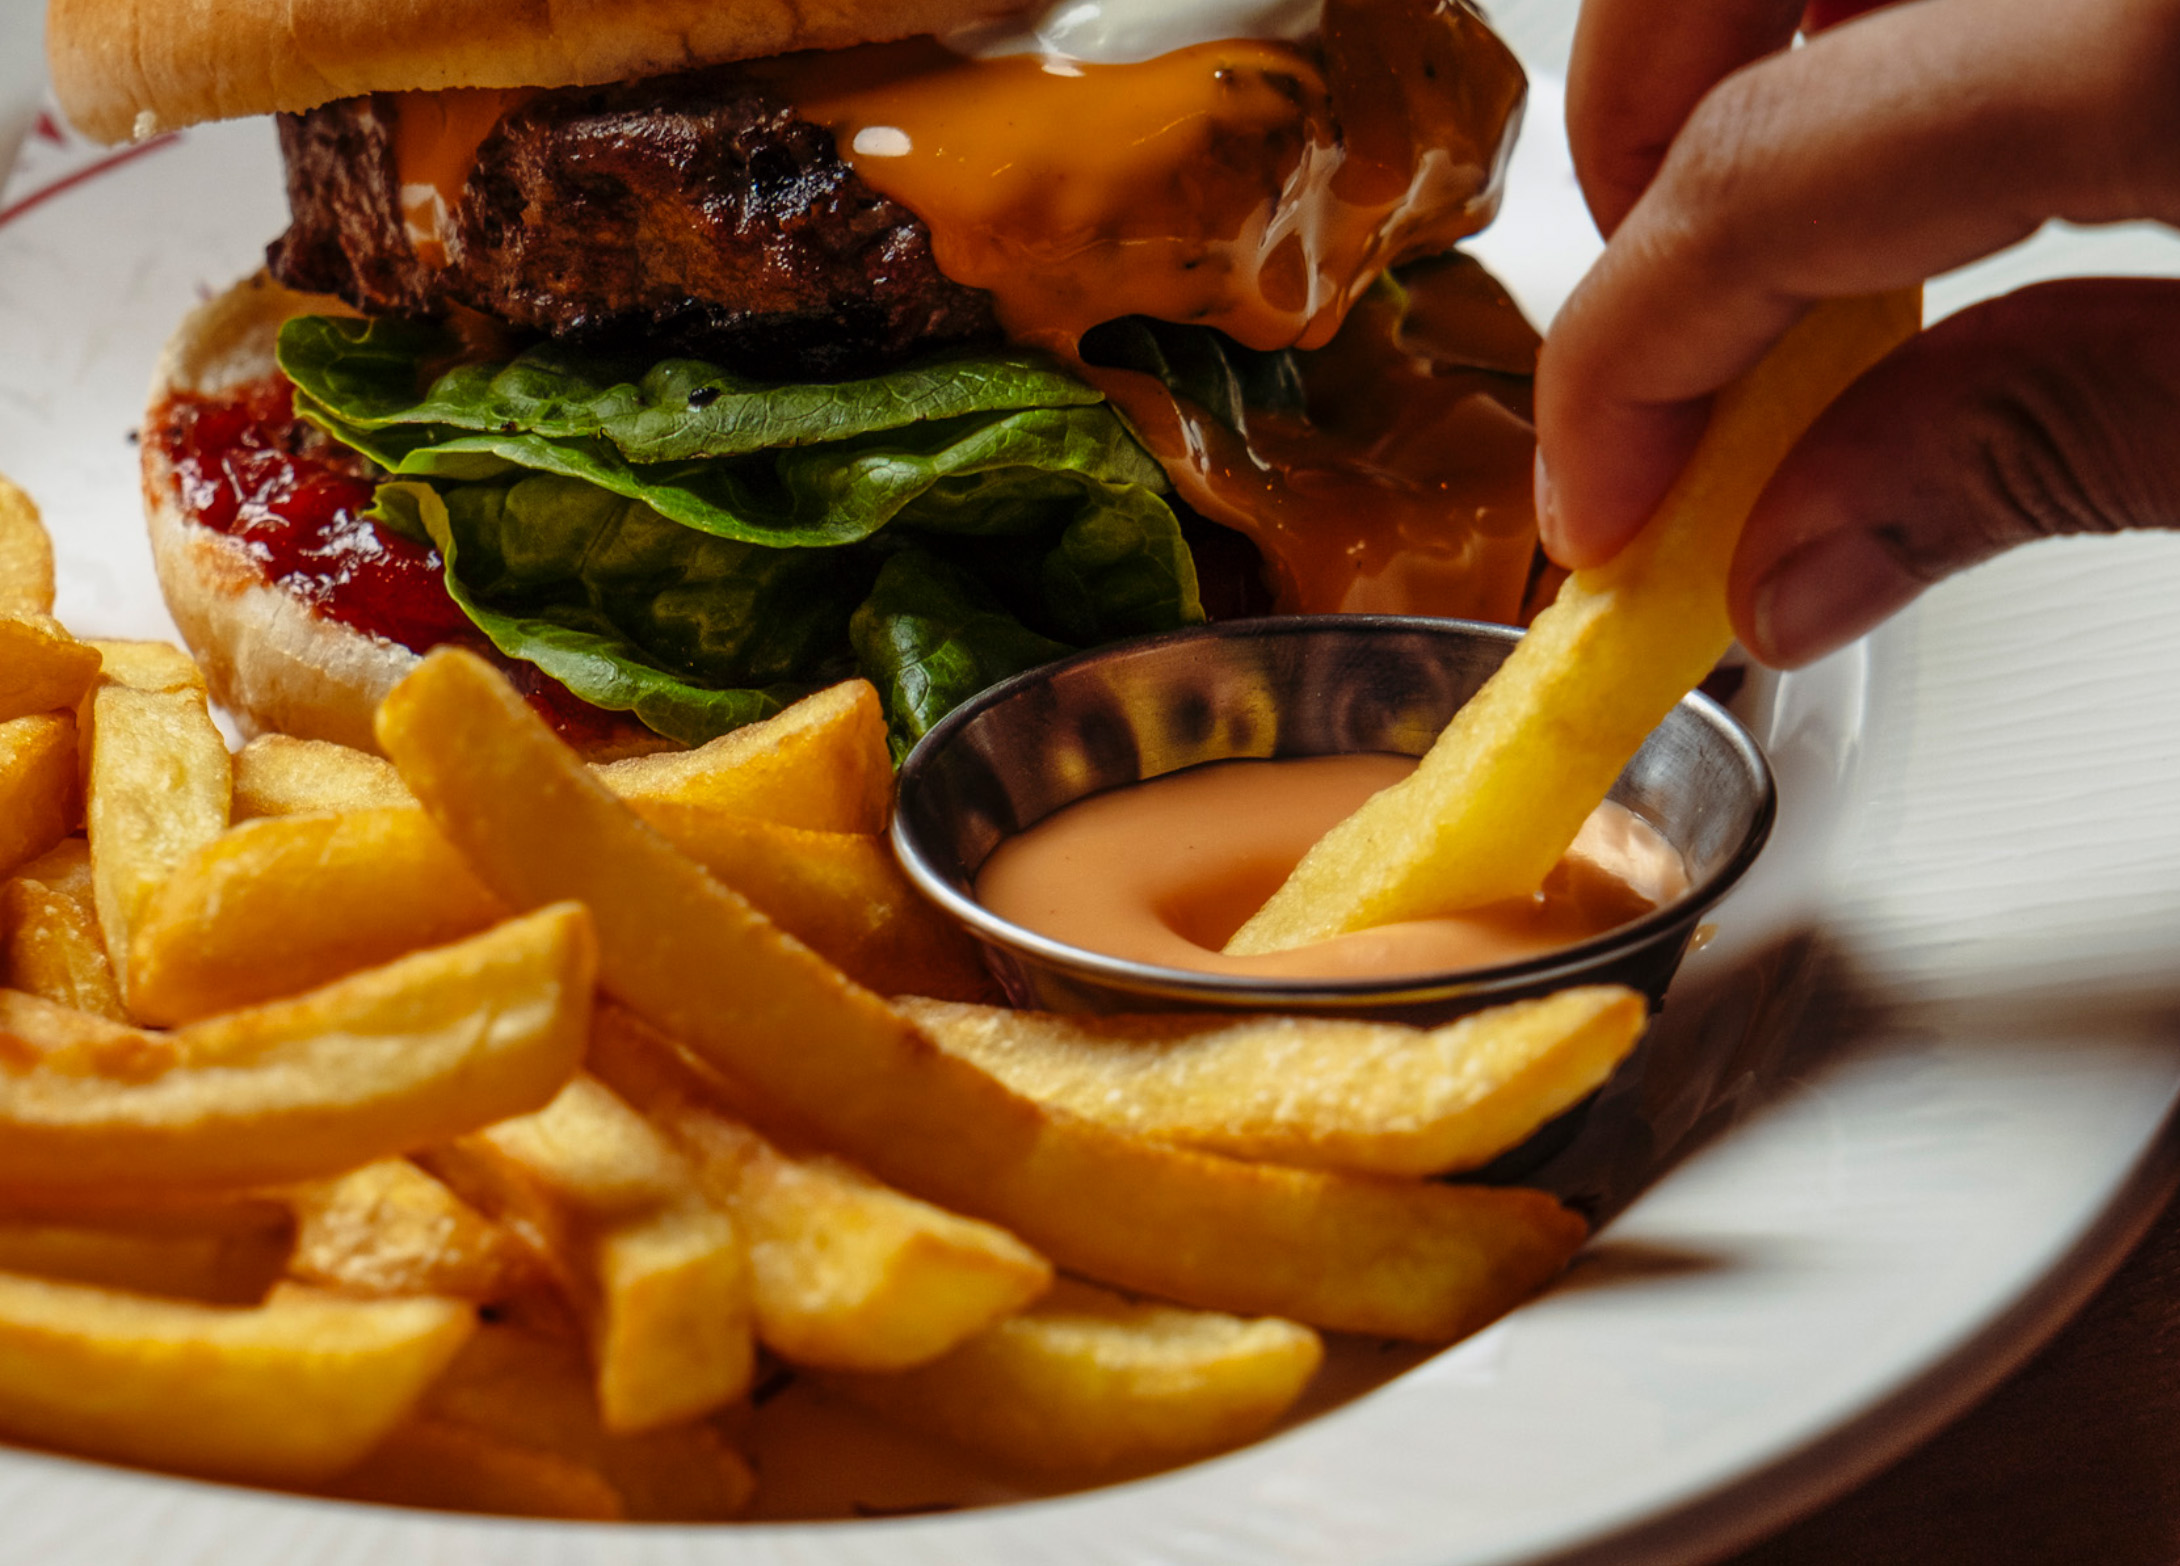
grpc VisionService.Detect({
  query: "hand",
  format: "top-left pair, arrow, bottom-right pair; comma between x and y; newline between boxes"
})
1536,0 -> 2180,665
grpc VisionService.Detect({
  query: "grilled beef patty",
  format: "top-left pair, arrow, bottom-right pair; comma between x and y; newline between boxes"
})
268,69 -> 1000,378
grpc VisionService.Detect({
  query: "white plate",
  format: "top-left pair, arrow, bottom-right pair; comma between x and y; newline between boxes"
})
5,6 -> 2180,1560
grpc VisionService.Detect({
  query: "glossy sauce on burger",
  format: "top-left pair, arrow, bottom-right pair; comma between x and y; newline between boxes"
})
376,0 -> 1542,623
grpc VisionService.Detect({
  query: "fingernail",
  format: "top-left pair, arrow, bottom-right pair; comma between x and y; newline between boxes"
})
1749,528 -> 1922,665
1533,449 -> 1562,558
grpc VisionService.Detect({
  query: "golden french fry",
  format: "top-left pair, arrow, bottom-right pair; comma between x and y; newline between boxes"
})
594,1006 -> 1051,1371
0,613 -> 101,724
625,804 -> 995,1003
0,904 -> 593,1191
1229,291 -> 1921,951
0,714 -> 76,881
131,796 -> 987,1026
10,838 -> 93,905
0,1198 -> 290,1303
0,1274 -> 472,1484
232,733 -> 415,819
232,684 -> 890,833
406,1320 -> 755,1519
82,639 -> 206,695
380,650 -> 1587,1340
287,1158 -> 535,1302
324,1415 -> 626,1520
2,840 -> 125,1021
84,676 -> 231,1001
0,477 -> 55,615
593,679 -> 892,833
127,809 -> 504,1027
425,1075 -> 751,1434
828,1278 -> 1321,1475
896,987 -> 1647,1177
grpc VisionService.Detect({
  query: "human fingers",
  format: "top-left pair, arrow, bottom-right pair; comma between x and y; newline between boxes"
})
1566,0 -> 1803,237
1729,278 -> 2180,666
1536,0 -> 2180,568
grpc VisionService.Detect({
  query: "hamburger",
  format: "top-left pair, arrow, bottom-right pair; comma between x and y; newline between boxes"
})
47,0 -> 1542,759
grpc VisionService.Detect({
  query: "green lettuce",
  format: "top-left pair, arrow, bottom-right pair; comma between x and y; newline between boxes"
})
281,318 -> 1204,751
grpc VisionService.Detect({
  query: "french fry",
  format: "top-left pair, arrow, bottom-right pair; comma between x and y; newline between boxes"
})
399,1320 -> 756,1519
622,804 -> 995,1003
0,477 -> 55,615
423,1075 -> 752,1433
1228,290 -> 1922,951
126,809 -> 504,1028
0,1274 -> 472,1484
0,613 -> 101,724
231,684 -> 892,833
828,1278 -> 1321,1476
1,839 -> 125,1020
594,1006 -> 1051,1371
232,733 -> 414,819
0,904 -> 593,1192
84,672 -> 231,1001
0,1198 -> 290,1303
8,838 -> 93,907
287,1158 -> 534,1302
379,650 -> 1587,1341
594,678 -> 892,833
896,987 -> 1647,1177
324,1415 -> 626,1520
130,799 -> 988,1026
0,714 -> 76,880
81,639 -> 206,695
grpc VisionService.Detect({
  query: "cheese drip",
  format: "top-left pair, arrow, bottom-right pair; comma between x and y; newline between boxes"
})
763,0 -> 1538,619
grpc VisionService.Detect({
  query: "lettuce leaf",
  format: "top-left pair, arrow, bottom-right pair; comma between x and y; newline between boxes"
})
852,551 -> 1076,760
297,318 -> 1205,750
370,481 -> 822,746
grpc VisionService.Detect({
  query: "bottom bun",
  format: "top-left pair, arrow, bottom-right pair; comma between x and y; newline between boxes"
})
143,274 -> 672,761
144,275 -> 414,754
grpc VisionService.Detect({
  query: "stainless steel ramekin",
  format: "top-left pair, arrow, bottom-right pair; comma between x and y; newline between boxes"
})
891,616 -> 1774,1028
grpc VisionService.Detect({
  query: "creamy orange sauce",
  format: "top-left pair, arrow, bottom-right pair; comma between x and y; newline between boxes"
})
388,87 -> 537,268
976,754 -> 1689,980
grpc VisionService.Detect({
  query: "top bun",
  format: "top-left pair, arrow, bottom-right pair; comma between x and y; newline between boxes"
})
47,0 -> 1040,144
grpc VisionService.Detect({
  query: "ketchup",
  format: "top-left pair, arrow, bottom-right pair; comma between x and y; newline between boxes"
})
149,376 -> 658,752
152,378 -> 467,650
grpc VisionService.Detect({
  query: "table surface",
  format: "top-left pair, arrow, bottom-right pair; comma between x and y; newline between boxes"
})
1723,1184 -> 2180,1565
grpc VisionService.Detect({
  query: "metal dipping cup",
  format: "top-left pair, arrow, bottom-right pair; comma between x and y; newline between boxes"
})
891,616 -> 1776,1027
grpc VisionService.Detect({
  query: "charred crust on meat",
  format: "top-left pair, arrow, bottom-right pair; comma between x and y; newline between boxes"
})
267,67 -> 1002,379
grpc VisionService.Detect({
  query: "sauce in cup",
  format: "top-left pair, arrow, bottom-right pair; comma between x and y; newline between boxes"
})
976,754 -> 1688,981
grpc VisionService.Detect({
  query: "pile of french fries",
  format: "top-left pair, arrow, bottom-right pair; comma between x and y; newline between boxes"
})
0,471 -> 1639,1519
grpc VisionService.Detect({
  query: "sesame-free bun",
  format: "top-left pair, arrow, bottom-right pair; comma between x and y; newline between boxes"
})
143,274 -> 416,754
146,274 -> 680,760
49,0 -> 1041,144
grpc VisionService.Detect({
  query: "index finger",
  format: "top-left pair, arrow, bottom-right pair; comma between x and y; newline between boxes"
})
1567,0 -> 1803,237
1537,0 -> 2180,566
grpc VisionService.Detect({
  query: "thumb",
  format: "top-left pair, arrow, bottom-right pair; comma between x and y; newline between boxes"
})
1731,278 -> 2180,667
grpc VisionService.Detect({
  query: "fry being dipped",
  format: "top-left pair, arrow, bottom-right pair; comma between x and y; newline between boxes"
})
1229,289 -> 1922,953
